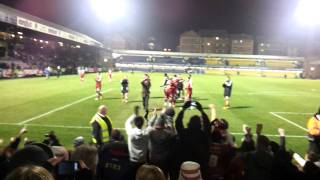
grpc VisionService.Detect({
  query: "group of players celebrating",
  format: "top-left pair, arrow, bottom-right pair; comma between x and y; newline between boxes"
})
162,73 -> 193,107
80,70 -> 233,110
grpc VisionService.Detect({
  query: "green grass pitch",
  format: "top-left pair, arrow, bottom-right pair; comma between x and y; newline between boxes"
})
0,72 -> 319,155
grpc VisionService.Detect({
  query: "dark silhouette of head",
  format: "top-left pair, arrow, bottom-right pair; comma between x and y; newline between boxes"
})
187,115 -> 201,130
134,116 -> 144,129
110,129 -> 125,141
154,115 -> 166,129
219,119 -> 229,130
165,107 -> 175,118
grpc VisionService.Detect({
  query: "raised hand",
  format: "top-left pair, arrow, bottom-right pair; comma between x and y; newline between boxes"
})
134,106 -> 140,115
195,101 -> 203,111
278,128 -> 285,136
208,104 -> 216,109
19,126 -> 28,135
152,108 -> 157,116
243,124 -> 251,134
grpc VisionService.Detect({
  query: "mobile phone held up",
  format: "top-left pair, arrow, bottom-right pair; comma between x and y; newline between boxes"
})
191,101 -> 197,107
57,161 -> 79,176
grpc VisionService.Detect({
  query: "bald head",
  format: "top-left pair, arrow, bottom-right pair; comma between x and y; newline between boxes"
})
98,105 -> 108,116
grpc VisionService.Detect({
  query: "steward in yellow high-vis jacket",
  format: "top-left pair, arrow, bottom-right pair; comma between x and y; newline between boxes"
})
90,105 -> 113,146
307,107 -> 320,154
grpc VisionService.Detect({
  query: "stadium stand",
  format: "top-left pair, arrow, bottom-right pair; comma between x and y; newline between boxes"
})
0,4 -> 107,78
113,50 -> 304,79
114,53 -> 303,78
264,60 -> 297,69
205,68 -> 301,78
205,58 -> 221,66
227,58 -> 257,67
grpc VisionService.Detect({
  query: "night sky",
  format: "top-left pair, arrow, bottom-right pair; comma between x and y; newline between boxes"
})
0,0 -> 306,48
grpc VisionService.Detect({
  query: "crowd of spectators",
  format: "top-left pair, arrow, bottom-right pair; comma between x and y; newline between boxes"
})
0,101 -> 320,180
0,37 -> 104,77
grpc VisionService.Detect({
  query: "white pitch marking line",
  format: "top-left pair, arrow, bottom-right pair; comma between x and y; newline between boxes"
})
17,89 -> 112,125
272,112 -> 313,115
246,92 -> 320,97
270,112 -> 308,132
0,123 -> 305,138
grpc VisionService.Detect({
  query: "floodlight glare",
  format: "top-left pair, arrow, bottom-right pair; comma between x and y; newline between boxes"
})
295,0 -> 320,26
91,0 -> 127,23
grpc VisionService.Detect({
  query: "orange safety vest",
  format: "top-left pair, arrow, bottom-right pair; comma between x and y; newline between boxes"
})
307,115 -> 320,136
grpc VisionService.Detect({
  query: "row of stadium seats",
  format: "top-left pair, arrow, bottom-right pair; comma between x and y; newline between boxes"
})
227,58 -> 257,66
264,60 -> 297,68
205,69 -> 301,78
204,58 -> 299,69
117,56 -> 302,70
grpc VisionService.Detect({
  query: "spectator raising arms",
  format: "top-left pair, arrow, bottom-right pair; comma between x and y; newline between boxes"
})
147,108 -> 175,176
175,101 -> 211,179
125,106 -> 149,179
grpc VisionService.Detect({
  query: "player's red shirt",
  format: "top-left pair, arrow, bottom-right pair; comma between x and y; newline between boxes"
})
96,76 -> 102,89
79,70 -> 85,78
172,78 -> 179,90
108,70 -> 112,78
186,79 -> 192,89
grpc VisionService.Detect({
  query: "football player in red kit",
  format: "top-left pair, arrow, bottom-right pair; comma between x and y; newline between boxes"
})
185,75 -> 192,102
78,68 -> 85,82
95,72 -> 103,100
107,69 -> 112,82
164,78 -> 177,107
162,73 -> 170,106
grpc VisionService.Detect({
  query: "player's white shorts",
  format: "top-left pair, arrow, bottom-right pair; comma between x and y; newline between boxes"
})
224,96 -> 230,100
96,88 -> 101,92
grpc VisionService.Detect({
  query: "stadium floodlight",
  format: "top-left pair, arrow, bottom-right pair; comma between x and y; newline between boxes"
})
295,0 -> 320,26
90,0 -> 128,23
17,32 -> 23,35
